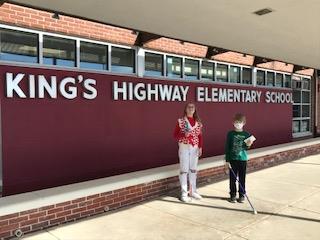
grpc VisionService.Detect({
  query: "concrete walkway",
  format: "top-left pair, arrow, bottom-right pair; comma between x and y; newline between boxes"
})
22,154 -> 320,240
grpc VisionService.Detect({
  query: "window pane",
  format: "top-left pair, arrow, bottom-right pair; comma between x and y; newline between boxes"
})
302,105 -> 310,117
201,61 -> 214,80
293,90 -> 301,103
166,56 -> 182,78
302,78 -> 310,90
43,36 -> 75,67
0,28 -> 38,63
145,52 -> 163,76
256,70 -> 265,85
293,105 -> 301,118
292,121 -> 300,133
292,80 -> 302,89
229,66 -> 240,83
266,72 -> 275,87
284,75 -> 291,88
111,47 -> 135,73
275,73 -> 284,87
301,120 -> 310,132
216,64 -> 228,82
302,92 -> 310,103
184,59 -> 199,80
242,68 -> 252,85
80,42 -> 108,70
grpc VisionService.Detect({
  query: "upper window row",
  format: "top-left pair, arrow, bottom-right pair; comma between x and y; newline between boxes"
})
0,28 -> 135,73
145,53 -> 253,84
0,28 -> 296,88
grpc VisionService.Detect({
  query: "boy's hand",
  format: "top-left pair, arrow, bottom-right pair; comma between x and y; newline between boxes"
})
224,162 -> 231,173
246,140 -> 253,147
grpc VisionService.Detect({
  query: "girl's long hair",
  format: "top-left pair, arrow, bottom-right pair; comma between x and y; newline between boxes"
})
184,103 -> 201,123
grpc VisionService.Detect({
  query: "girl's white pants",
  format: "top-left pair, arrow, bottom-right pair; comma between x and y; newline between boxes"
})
178,143 -> 199,197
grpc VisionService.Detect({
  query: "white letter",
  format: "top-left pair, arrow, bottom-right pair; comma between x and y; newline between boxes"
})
180,85 -> 189,101
38,75 -> 57,98
6,73 -> 26,98
159,84 -> 173,101
197,87 -> 204,102
83,79 -> 97,99
113,81 -> 127,100
265,91 -> 271,103
59,77 -> 77,99
134,83 -> 146,101
29,75 -> 36,98
147,83 -> 158,101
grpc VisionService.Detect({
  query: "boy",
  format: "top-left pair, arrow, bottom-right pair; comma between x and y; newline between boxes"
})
225,113 -> 254,203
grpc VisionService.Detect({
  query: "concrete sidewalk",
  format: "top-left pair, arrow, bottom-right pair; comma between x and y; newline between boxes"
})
22,154 -> 320,240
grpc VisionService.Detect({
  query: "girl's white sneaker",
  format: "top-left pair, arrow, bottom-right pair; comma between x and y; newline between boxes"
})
181,195 -> 192,202
191,192 -> 203,200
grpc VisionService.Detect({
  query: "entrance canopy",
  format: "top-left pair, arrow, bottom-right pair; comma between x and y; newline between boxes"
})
8,0 -> 320,69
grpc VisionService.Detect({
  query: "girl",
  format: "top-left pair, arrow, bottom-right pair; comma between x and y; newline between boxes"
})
174,103 -> 203,202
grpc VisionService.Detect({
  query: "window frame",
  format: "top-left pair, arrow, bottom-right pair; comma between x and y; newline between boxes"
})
292,75 -> 312,138
0,27 -> 39,64
144,51 -> 164,77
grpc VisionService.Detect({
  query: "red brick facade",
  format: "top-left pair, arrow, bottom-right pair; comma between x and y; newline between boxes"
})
1,143 -> 320,239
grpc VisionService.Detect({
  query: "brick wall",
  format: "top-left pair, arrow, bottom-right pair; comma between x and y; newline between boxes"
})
0,3 -> 137,46
1,144 -> 320,240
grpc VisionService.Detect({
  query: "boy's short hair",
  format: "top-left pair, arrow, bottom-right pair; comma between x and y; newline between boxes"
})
233,113 -> 246,123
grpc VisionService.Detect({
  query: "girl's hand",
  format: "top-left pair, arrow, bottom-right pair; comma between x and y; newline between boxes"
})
198,148 -> 202,157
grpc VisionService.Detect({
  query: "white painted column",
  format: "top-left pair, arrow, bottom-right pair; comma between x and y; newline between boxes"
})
137,47 -> 145,77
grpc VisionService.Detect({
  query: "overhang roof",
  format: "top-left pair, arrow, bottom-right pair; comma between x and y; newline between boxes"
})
8,0 -> 320,69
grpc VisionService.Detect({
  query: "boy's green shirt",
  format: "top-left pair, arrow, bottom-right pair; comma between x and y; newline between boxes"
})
225,130 -> 251,162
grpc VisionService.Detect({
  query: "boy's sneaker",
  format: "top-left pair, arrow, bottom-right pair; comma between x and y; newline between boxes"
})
238,196 -> 245,203
191,192 -> 202,200
180,195 -> 192,203
229,196 -> 237,203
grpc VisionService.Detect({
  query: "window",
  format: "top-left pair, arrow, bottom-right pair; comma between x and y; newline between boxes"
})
145,52 -> 163,76
184,59 -> 199,80
284,74 -> 291,88
166,56 -> 182,78
229,66 -> 240,83
216,64 -> 228,82
292,105 -> 300,118
111,47 -> 135,73
275,73 -> 284,87
201,61 -> 214,80
266,72 -> 275,87
302,78 -> 311,90
0,28 -> 38,63
242,68 -> 252,85
43,36 -> 75,67
292,120 -> 300,133
80,41 -> 108,70
257,70 -> 265,86
292,76 -> 311,136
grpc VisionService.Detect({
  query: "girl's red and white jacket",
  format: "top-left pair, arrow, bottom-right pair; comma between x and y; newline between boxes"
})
173,116 -> 203,148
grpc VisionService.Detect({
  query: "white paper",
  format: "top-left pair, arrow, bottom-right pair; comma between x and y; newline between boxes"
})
244,135 -> 256,144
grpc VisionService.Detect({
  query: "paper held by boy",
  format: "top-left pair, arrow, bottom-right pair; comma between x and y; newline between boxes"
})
244,135 -> 256,144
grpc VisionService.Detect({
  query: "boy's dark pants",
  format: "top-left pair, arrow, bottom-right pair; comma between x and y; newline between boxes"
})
229,160 -> 247,198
